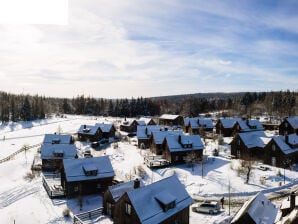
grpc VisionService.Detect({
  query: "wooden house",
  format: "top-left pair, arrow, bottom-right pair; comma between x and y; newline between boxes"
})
216,118 -> 264,137
96,123 -> 116,139
136,125 -> 162,148
40,144 -> 77,171
263,134 -> 298,168
162,134 -> 204,164
184,117 -> 214,135
103,179 -> 143,218
231,131 -> 271,161
77,124 -> 101,142
279,116 -> 298,136
42,133 -> 73,145
120,119 -> 138,133
149,130 -> 183,155
158,114 -> 184,128
137,117 -> 156,126
113,175 -> 193,224
61,156 -> 115,197
231,192 -> 279,224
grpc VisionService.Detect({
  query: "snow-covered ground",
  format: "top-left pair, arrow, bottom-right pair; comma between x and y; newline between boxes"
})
0,115 -> 297,224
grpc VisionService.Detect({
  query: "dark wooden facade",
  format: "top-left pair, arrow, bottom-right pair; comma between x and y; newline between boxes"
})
78,126 -> 101,142
98,126 -> 116,139
215,120 -> 236,137
120,120 -> 138,133
279,117 -> 298,136
113,193 -> 190,224
263,138 -> 298,168
61,173 -> 114,197
149,134 -> 164,155
159,115 -> 184,127
231,134 -> 264,161
163,147 -> 202,165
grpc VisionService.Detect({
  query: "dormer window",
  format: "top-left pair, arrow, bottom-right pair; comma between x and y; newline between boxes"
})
52,139 -> 61,144
83,128 -> 91,133
53,148 -> 64,157
82,164 -> 98,176
155,191 -> 176,212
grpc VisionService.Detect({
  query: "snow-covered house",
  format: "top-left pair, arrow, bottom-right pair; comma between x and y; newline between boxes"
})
61,156 -> 115,196
162,134 -> 204,164
149,130 -> 183,155
136,125 -> 162,148
40,144 -> 77,171
113,175 -> 193,224
231,192 -> 279,224
159,114 -> 184,128
103,179 -> 143,218
77,124 -> 101,142
279,116 -> 298,136
231,131 -> 271,161
42,133 -> 73,145
95,123 -> 116,139
263,134 -> 298,168
184,117 -> 214,135
215,118 -> 264,137
136,117 -> 156,126
120,119 -> 138,133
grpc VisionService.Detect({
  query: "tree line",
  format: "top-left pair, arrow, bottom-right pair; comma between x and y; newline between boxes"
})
0,90 -> 297,123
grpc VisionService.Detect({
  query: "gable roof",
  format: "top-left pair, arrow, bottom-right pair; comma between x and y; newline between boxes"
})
95,123 -> 114,133
272,134 -> 298,154
237,119 -> 264,132
108,180 -> 144,202
186,117 -> 214,129
121,119 -> 137,127
238,131 -> 271,149
126,175 -> 193,224
165,134 -> 204,152
137,117 -> 155,126
40,144 -> 77,159
63,156 -> 115,182
77,124 -> 99,135
151,130 -> 183,144
231,192 -> 279,224
43,134 -> 72,144
286,116 -> 298,129
159,114 -> 182,120
137,125 -> 162,140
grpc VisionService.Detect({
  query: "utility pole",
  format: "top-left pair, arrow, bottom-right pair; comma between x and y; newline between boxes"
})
228,177 -> 231,216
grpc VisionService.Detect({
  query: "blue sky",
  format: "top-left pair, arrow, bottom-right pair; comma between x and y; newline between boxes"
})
0,0 -> 297,98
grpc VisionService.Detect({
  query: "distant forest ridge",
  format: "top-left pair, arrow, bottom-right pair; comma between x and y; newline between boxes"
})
0,90 -> 297,122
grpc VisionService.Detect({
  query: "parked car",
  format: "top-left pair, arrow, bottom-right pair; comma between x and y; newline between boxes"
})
194,201 -> 220,214
83,149 -> 92,158
257,164 -> 269,171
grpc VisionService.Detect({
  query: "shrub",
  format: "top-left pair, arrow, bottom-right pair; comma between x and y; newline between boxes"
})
62,208 -> 70,217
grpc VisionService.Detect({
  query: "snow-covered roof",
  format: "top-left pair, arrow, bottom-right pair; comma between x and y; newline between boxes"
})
165,134 -> 204,152
151,130 -> 183,144
77,124 -> 99,135
137,117 -> 154,126
286,116 -> 298,129
137,125 -> 162,139
238,131 -> 271,149
272,134 -> 298,154
42,134 -> 72,144
231,192 -> 279,224
95,123 -> 114,133
159,114 -> 181,120
219,118 -> 240,128
186,117 -> 214,129
40,144 -> 77,159
126,175 -> 193,224
280,195 -> 298,210
121,119 -> 136,127
237,119 -> 264,132
108,180 -> 144,202
63,156 -> 115,182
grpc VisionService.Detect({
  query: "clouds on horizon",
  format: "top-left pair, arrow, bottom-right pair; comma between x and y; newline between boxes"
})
0,0 -> 297,98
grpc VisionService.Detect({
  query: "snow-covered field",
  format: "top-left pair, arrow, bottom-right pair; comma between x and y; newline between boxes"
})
0,115 -> 297,224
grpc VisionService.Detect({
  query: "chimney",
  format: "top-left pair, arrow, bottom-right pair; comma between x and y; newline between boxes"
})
84,124 -> 86,129
290,192 -> 296,211
178,135 -> 182,144
134,178 -> 140,189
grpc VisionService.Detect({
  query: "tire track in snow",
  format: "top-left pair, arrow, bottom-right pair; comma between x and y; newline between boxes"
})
0,181 -> 40,208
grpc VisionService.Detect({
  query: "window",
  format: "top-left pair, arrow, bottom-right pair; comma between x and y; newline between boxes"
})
125,203 -> 132,215
96,183 -> 101,189
237,150 -> 240,158
237,139 -> 240,146
107,202 -> 112,216
74,186 -> 79,192
272,157 -> 276,167
272,144 -> 276,151
175,156 -> 179,161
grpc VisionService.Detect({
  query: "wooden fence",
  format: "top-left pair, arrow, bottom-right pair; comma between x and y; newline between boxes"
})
73,207 -> 104,224
42,173 -> 65,199
0,143 -> 41,164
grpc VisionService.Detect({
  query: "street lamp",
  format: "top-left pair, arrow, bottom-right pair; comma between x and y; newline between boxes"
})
284,158 -> 291,184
